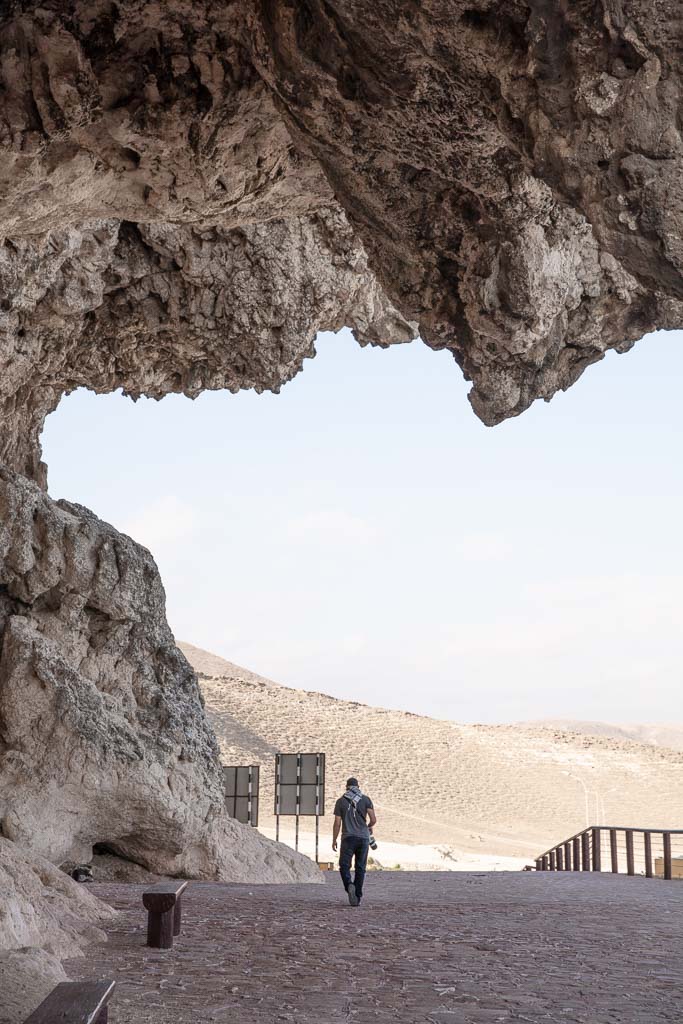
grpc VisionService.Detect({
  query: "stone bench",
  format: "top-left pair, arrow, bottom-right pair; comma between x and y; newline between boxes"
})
142,880 -> 189,949
24,980 -> 115,1024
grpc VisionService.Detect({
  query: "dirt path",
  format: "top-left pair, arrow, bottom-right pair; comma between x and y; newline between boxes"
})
67,872 -> 683,1023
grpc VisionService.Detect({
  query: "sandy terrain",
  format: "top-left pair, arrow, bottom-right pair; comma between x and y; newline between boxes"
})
258,826 -> 530,872
182,644 -> 683,863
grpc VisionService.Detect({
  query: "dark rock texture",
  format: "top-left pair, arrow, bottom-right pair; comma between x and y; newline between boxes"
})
251,0 -> 683,422
1,0 -> 681,457
0,0 -> 415,484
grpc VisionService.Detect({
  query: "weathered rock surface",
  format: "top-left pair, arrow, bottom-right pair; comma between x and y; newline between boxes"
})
1,0 -> 682,463
250,0 -> 683,423
0,466 -> 320,883
0,837 -> 114,957
0,210 -> 414,485
0,948 -> 66,1024
0,838 -> 116,1024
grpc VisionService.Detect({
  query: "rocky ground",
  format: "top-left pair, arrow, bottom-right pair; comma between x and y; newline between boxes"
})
65,872 -> 683,1024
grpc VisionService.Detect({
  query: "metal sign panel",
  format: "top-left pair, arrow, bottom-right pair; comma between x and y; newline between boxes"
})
300,753 -> 321,785
274,752 -> 325,816
222,764 -> 260,826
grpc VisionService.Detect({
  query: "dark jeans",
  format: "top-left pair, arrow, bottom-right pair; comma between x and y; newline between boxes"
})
339,835 -> 369,898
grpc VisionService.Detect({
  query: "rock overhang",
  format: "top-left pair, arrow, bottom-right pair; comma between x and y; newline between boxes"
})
1,0 -> 681,488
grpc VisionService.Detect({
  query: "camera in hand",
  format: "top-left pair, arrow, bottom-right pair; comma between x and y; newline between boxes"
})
369,833 -> 378,851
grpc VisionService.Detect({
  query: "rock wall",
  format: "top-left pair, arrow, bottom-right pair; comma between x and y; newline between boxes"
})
0,466 -> 319,882
0,838 -> 115,957
1,0 -> 682,466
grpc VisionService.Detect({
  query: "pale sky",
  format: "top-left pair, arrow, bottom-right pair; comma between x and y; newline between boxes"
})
42,328 -> 683,724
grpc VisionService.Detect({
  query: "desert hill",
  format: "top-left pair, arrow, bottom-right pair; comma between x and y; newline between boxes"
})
180,643 -> 683,862
523,719 -> 683,752
178,641 -> 280,688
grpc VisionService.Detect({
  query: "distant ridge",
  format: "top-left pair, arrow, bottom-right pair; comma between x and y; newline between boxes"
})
181,641 -> 683,753
523,720 -> 683,752
178,641 -> 280,688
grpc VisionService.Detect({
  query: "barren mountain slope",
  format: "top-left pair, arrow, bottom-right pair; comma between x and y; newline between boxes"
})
524,720 -> 683,752
178,642 -> 280,689
185,650 -> 683,859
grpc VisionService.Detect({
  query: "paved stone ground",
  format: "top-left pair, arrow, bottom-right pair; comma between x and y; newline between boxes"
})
66,872 -> 683,1024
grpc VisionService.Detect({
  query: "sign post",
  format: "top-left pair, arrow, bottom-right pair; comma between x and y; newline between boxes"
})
274,752 -> 326,861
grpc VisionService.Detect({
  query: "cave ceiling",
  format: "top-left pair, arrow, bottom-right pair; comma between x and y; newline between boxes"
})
1,0 -> 682,484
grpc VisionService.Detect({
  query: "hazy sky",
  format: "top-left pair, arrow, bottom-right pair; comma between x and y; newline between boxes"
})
43,328 -> 683,724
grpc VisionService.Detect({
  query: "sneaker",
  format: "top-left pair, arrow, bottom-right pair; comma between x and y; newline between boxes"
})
348,884 -> 359,906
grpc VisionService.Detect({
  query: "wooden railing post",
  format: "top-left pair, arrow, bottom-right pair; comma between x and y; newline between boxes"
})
644,832 -> 653,878
663,832 -> 672,880
592,828 -> 601,871
626,830 -> 635,876
581,831 -> 590,871
534,827 -> 681,883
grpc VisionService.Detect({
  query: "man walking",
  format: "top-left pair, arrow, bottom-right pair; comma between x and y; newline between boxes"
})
332,776 -> 377,906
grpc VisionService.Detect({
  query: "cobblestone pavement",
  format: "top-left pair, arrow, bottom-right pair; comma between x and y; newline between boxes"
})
66,872 -> 683,1024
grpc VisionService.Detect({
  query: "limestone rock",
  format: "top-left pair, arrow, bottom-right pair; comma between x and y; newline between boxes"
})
87,853 -> 165,884
0,466 -> 319,884
249,0 -> 683,423
0,209 -> 415,485
0,948 -> 67,1024
0,838 -> 114,957
0,839 -> 116,1024
0,0 -> 681,461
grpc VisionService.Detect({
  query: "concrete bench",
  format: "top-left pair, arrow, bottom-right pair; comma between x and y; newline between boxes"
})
142,880 -> 189,949
23,980 -> 115,1024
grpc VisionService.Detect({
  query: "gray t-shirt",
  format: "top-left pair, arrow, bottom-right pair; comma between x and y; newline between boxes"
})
334,793 -> 374,839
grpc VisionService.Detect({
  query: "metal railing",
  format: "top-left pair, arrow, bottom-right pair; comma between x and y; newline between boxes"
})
536,827 -> 683,880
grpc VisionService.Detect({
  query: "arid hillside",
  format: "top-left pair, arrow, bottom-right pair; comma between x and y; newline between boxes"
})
182,645 -> 683,861
523,720 -> 683,752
